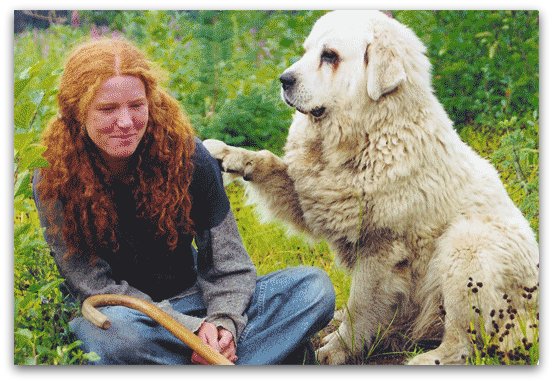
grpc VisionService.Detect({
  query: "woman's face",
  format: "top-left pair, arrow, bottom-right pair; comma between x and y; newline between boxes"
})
85,75 -> 149,164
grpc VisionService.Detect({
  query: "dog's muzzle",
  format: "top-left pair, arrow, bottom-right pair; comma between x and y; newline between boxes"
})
279,72 -> 326,118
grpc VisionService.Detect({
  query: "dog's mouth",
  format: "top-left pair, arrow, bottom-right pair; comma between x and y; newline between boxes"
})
310,107 -> 326,118
283,95 -> 326,118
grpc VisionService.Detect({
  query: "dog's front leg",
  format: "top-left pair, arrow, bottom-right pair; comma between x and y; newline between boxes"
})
203,139 -> 309,234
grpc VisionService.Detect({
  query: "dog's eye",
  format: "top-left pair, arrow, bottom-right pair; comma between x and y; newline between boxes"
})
321,50 -> 339,65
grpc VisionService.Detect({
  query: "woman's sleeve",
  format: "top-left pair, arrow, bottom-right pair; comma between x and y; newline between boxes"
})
32,170 -> 205,333
195,210 -> 257,342
191,140 -> 257,342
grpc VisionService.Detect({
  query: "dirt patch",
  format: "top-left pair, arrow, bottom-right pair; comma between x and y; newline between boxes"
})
310,319 -> 440,365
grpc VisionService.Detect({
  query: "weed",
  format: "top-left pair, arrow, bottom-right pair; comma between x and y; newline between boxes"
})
465,279 -> 539,365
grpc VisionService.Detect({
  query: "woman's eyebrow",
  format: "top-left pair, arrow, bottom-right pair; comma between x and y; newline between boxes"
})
95,101 -> 118,107
128,97 -> 147,103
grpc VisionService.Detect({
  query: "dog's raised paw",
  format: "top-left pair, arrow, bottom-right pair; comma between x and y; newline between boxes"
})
202,139 -> 228,159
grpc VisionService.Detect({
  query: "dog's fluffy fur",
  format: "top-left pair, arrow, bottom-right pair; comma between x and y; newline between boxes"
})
203,11 -> 539,364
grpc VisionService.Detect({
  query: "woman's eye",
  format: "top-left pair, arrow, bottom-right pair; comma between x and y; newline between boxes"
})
321,50 -> 339,64
130,103 -> 145,109
99,106 -> 115,113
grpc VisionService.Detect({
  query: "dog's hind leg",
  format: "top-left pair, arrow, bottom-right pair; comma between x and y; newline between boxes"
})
408,218 -> 538,365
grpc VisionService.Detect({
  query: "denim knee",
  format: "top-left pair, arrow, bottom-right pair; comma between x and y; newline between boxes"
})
290,266 -> 336,322
70,306 -> 158,364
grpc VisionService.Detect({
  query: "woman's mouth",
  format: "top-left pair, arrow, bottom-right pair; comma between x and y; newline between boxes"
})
111,134 -> 136,140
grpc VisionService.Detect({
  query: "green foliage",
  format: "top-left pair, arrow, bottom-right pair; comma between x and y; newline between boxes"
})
492,113 -> 539,234
395,10 -> 539,128
458,111 -> 539,236
13,54 -> 99,365
202,88 -> 292,153
13,10 -> 538,365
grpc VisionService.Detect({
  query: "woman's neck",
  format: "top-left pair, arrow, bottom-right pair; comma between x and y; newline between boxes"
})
101,153 -> 131,180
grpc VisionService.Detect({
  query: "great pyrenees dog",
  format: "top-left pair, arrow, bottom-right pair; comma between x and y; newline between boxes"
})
204,11 -> 539,365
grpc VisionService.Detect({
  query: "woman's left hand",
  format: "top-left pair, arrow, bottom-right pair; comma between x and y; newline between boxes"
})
191,321 -> 220,365
218,328 -> 238,363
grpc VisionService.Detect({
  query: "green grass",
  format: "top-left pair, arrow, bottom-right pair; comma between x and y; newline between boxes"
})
14,180 -> 539,365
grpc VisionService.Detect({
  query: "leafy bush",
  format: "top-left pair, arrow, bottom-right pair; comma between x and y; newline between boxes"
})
201,88 -> 292,153
396,11 -> 538,129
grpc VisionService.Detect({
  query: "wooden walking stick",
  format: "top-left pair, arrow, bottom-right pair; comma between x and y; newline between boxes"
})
82,294 -> 234,365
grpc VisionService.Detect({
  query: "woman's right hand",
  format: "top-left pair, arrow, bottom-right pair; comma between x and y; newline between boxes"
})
191,321 -> 220,365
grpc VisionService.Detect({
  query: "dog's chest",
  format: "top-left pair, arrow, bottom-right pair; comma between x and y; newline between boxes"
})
284,146 -> 368,241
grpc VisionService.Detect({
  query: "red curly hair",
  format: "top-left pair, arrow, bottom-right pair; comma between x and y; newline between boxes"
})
37,38 -> 196,261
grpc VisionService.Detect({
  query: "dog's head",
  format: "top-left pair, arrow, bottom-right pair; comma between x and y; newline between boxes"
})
280,11 -> 429,120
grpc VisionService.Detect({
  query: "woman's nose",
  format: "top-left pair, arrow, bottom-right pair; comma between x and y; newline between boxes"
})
116,107 -> 133,130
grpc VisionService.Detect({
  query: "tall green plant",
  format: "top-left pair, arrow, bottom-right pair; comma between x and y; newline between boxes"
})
14,59 -> 99,364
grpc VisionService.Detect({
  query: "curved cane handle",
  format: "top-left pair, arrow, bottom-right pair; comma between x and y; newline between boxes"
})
82,294 -> 233,365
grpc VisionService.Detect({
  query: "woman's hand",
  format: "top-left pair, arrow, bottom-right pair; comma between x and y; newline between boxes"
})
191,322 -> 220,365
218,328 -> 238,363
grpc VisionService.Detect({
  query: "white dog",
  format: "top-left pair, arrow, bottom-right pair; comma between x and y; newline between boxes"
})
204,11 -> 539,365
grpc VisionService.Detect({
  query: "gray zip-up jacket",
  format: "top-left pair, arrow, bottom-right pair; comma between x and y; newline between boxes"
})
32,139 -> 257,342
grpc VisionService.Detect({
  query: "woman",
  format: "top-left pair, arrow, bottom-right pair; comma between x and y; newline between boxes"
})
33,38 -> 335,365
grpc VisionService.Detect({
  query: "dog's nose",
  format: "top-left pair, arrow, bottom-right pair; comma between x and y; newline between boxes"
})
279,72 -> 296,91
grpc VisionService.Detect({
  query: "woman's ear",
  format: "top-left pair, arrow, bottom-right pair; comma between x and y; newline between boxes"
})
366,41 -> 406,101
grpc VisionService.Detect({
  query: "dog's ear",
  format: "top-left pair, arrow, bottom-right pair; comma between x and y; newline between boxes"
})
365,42 -> 406,101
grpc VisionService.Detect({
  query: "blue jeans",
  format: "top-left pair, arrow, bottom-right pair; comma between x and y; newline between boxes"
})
70,266 -> 335,365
